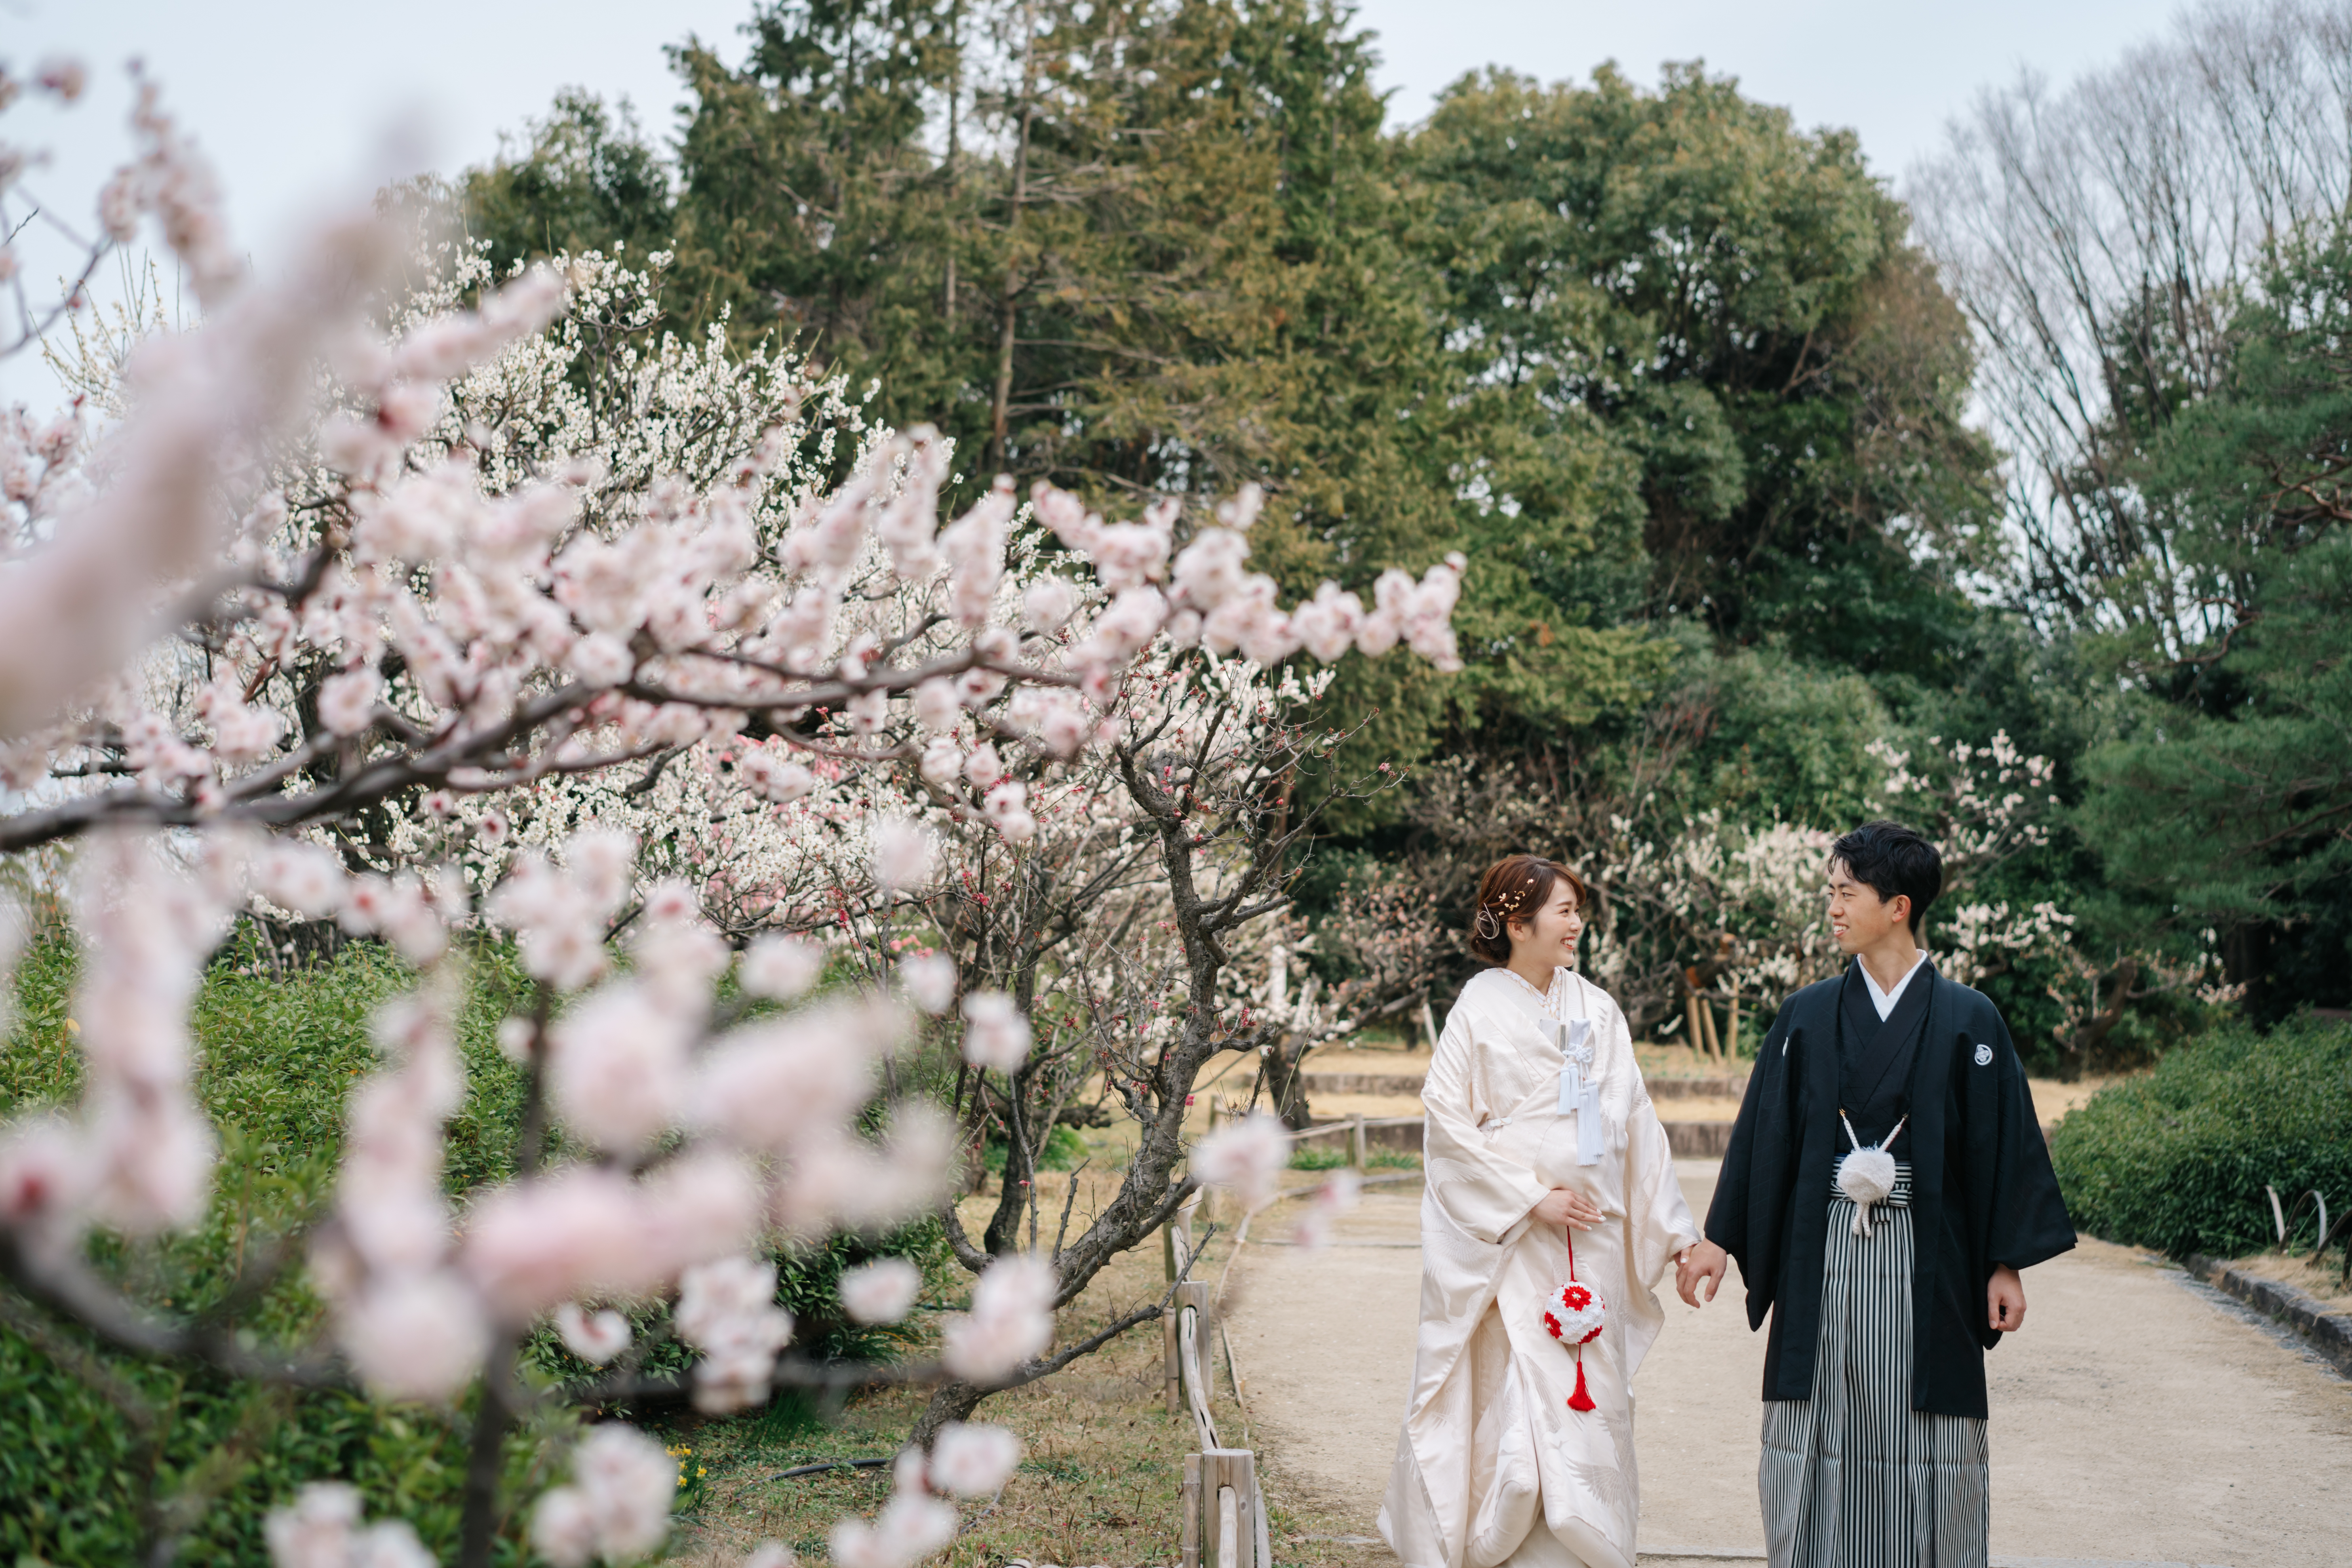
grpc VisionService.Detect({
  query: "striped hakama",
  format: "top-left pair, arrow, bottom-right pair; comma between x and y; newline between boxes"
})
1759,1165 -> 1989,1568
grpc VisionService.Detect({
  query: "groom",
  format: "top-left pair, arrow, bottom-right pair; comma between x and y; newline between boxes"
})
1678,820 -> 2074,1568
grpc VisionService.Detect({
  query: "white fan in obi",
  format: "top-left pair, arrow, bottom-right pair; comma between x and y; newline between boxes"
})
1538,1014 -> 1605,1168
1536,1012 -> 1608,1412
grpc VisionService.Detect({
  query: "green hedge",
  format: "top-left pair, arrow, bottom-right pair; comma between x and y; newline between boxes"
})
0,934 -> 948,1566
2049,1012 -> 2352,1258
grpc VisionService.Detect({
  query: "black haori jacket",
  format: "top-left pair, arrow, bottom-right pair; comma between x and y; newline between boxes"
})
1702,961 -> 2076,1418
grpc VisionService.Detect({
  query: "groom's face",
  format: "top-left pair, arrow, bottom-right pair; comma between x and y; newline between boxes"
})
1826,858 -> 1908,955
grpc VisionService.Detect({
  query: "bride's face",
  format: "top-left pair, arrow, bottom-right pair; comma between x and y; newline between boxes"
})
1508,884 -> 1584,968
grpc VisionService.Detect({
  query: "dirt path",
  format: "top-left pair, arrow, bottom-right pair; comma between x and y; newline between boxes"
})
1221,1162 -> 2352,1567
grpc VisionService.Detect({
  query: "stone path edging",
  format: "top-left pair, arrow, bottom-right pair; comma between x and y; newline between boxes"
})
2181,1252 -> 2352,1377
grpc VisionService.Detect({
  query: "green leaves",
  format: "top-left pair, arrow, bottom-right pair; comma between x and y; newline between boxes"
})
2074,234 -> 2352,1018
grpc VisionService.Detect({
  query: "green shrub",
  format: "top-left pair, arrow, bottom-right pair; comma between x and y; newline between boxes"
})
2049,1012 -> 2352,1258
0,934 -> 946,1566
980,1121 -> 1087,1174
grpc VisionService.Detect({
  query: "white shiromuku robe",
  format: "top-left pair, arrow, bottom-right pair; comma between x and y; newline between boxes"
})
1380,965 -> 1701,1568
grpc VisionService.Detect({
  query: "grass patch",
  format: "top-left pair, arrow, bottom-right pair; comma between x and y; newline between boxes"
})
671,1170 -> 1210,1568
1289,1145 -> 1419,1172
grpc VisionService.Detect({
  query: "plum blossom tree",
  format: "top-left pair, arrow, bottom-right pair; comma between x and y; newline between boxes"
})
0,65 -> 1462,1568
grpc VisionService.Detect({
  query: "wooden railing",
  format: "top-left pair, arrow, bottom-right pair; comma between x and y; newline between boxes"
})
1164,1193 -> 1270,1568
1283,1113 -> 1423,1167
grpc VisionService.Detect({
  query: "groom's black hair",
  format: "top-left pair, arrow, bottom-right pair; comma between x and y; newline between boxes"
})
1829,820 -> 1942,935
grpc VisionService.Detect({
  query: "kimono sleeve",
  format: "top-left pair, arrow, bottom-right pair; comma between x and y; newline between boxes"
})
1983,1010 -> 2076,1275
1421,1010 -> 1551,1246
1705,997 -> 1792,1262
1616,1002 -> 1701,1290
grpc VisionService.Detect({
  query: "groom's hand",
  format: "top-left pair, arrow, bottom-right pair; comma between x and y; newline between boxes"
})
1677,1240 -> 1729,1308
1988,1264 -> 2027,1332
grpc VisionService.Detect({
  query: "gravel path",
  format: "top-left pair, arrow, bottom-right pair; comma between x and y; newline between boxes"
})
1221,1161 -> 2352,1567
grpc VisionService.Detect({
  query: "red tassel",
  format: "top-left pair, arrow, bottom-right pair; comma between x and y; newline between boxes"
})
1568,1354 -> 1596,1412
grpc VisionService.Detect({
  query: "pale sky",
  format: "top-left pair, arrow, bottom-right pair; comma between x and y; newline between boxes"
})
3,0 -> 2172,408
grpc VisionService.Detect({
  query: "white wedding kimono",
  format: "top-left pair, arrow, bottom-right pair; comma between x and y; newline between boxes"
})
1380,966 -> 1700,1568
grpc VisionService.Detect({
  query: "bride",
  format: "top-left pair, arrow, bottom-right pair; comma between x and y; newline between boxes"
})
1380,854 -> 1701,1568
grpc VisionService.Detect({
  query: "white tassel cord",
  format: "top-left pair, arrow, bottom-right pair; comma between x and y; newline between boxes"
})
1836,1111 -> 1907,1237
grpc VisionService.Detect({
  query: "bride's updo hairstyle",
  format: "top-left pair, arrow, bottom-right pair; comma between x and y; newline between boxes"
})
1467,854 -> 1589,966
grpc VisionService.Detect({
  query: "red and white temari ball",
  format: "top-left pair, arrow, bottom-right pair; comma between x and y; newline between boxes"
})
1543,1279 -> 1606,1347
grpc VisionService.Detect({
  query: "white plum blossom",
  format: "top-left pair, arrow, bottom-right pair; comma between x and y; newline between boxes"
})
674,1254 -> 795,1414
959,991 -> 1032,1071
912,676 -> 963,734
961,741 -> 1004,788
0,89 -> 1471,1558
828,1486 -> 958,1568
266,1484 -> 436,1568
982,780 -> 1037,844
1191,1111 -> 1290,1210
839,1257 -> 925,1324
545,984 -> 692,1152
896,951 -> 957,1015
740,933 -> 825,999
917,735 -> 962,785
940,1253 -> 1056,1381
1291,1170 -> 1362,1252
531,1424 -> 674,1567
870,817 -> 936,895
318,667 -> 381,736
926,1422 -> 1023,1496
554,1302 -> 633,1365
255,840 -> 346,919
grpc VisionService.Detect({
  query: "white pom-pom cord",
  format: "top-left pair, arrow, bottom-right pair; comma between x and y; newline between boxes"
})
1836,1112 -> 1907,1237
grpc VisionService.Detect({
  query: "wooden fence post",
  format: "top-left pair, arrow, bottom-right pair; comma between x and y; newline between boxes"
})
1349,1113 -> 1366,1172
1197,1450 -> 1261,1568
1164,1303 -> 1184,1417
1181,1452 -> 1202,1568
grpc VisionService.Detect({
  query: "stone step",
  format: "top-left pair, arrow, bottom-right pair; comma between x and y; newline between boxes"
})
1298,1071 -> 1426,1096
1300,1070 -> 1750,1100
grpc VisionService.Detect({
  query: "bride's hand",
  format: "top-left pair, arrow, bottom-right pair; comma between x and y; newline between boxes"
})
1530,1187 -> 1605,1230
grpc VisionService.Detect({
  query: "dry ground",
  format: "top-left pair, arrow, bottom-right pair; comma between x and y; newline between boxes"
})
2224,1250 -> 2352,1315
668,1160 -> 1220,1568
1224,1159 -> 2352,1568
667,1131 -> 1385,1568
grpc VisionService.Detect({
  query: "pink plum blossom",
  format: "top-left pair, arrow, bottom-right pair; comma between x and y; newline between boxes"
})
1290,1170 -> 1362,1252
689,1000 -> 889,1150
828,1490 -> 957,1568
